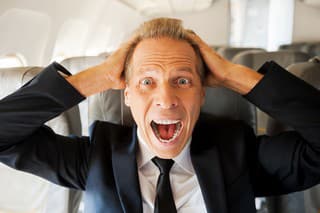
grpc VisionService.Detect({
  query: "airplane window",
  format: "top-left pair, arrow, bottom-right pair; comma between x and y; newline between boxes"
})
0,54 -> 27,68
229,0 -> 269,48
51,19 -> 89,62
230,0 -> 294,50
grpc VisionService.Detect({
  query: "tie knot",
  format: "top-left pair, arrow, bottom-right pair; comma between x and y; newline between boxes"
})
152,157 -> 174,174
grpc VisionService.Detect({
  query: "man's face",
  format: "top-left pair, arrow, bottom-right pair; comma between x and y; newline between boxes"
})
125,37 -> 205,159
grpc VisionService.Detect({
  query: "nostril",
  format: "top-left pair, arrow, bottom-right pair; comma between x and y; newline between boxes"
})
156,102 -> 177,109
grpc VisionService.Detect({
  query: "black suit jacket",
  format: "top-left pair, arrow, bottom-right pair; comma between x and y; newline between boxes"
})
0,61 -> 320,213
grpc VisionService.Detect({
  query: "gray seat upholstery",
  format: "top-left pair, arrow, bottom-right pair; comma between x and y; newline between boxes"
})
279,42 -> 309,53
60,56 -> 106,74
201,87 -> 257,132
232,50 -> 310,70
59,56 -> 135,127
60,56 -> 107,135
305,43 -> 320,57
217,47 -> 265,61
266,56 -> 320,213
0,67 -> 82,213
88,89 -> 134,126
232,50 -> 311,135
98,52 -> 111,57
280,42 -> 320,57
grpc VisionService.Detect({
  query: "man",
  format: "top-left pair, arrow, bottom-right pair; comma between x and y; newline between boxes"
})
0,18 -> 320,213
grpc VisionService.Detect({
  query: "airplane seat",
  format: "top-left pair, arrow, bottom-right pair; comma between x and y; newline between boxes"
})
98,52 -> 111,57
279,42 -> 308,52
217,47 -> 265,61
88,89 -> 134,126
265,56 -> 320,213
59,56 -> 135,127
306,43 -> 320,57
0,67 -> 82,213
232,50 -> 311,135
232,50 -> 311,70
60,56 -> 106,135
201,87 -> 257,132
60,56 -> 106,75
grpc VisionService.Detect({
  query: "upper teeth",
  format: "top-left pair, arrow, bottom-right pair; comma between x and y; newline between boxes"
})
153,120 -> 180,125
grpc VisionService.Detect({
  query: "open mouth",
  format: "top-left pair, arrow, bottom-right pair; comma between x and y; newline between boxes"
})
151,119 -> 182,143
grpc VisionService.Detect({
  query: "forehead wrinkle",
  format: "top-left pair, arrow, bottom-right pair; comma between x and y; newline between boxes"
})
135,53 -> 195,67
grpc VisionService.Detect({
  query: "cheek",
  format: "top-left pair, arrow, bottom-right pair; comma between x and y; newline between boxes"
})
127,87 -> 152,122
182,90 -> 203,109
181,91 -> 202,124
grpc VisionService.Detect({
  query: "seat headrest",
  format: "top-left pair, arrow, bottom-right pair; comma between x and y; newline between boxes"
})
88,89 -> 134,126
0,66 -> 81,136
267,56 -> 320,135
0,67 -> 43,99
232,50 -> 311,70
201,87 -> 257,132
286,56 -> 320,89
60,56 -> 106,74
217,47 -> 265,61
98,52 -> 111,57
308,44 -> 320,57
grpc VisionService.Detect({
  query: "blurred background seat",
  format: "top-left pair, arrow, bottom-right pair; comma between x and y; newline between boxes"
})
217,47 -> 265,61
60,56 -> 106,135
232,50 -> 311,135
266,56 -> 320,213
279,42 -> 320,57
0,66 -> 82,213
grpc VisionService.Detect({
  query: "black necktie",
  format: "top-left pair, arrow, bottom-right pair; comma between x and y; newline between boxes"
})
152,157 -> 177,213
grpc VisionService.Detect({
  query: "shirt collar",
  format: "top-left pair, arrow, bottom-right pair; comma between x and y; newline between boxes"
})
137,128 -> 194,174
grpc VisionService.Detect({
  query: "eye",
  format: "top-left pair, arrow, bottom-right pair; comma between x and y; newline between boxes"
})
140,78 -> 153,86
177,78 -> 190,85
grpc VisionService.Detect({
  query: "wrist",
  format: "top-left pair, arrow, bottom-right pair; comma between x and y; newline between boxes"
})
67,64 -> 111,97
223,64 -> 263,95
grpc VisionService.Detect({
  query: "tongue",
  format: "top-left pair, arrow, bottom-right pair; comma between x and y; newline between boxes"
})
158,124 -> 176,140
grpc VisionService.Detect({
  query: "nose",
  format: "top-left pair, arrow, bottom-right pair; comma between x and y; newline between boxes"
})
155,84 -> 178,109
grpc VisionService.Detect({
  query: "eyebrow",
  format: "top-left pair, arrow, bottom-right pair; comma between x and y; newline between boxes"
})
175,67 -> 193,73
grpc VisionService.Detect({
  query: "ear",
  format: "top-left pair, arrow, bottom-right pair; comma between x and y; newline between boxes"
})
200,86 -> 206,106
124,86 -> 130,107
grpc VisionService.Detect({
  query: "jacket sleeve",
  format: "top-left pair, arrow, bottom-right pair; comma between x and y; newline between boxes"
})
244,61 -> 320,196
0,62 -> 90,190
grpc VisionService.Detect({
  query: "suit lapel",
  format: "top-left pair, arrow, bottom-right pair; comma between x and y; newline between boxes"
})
191,121 -> 228,213
111,125 -> 143,213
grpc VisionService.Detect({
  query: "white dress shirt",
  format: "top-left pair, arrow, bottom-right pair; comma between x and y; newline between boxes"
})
137,129 -> 207,213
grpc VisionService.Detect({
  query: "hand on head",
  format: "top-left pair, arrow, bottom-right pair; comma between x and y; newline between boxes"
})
99,34 -> 138,90
186,30 -> 234,88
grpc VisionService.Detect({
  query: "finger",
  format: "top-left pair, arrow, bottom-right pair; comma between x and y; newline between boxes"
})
185,30 -> 207,47
116,79 -> 126,90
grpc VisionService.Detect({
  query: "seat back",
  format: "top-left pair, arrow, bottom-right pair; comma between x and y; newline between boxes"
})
280,42 -> 320,57
232,50 -> 311,134
266,56 -> 320,213
60,56 -> 107,74
0,66 -> 82,213
306,43 -> 320,57
201,87 -> 257,132
232,50 -> 311,70
60,56 -> 109,134
217,47 -> 265,61
279,42 -> 308,52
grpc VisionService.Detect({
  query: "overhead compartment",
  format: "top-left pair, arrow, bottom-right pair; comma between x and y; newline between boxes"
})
117,0 -> 216,16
